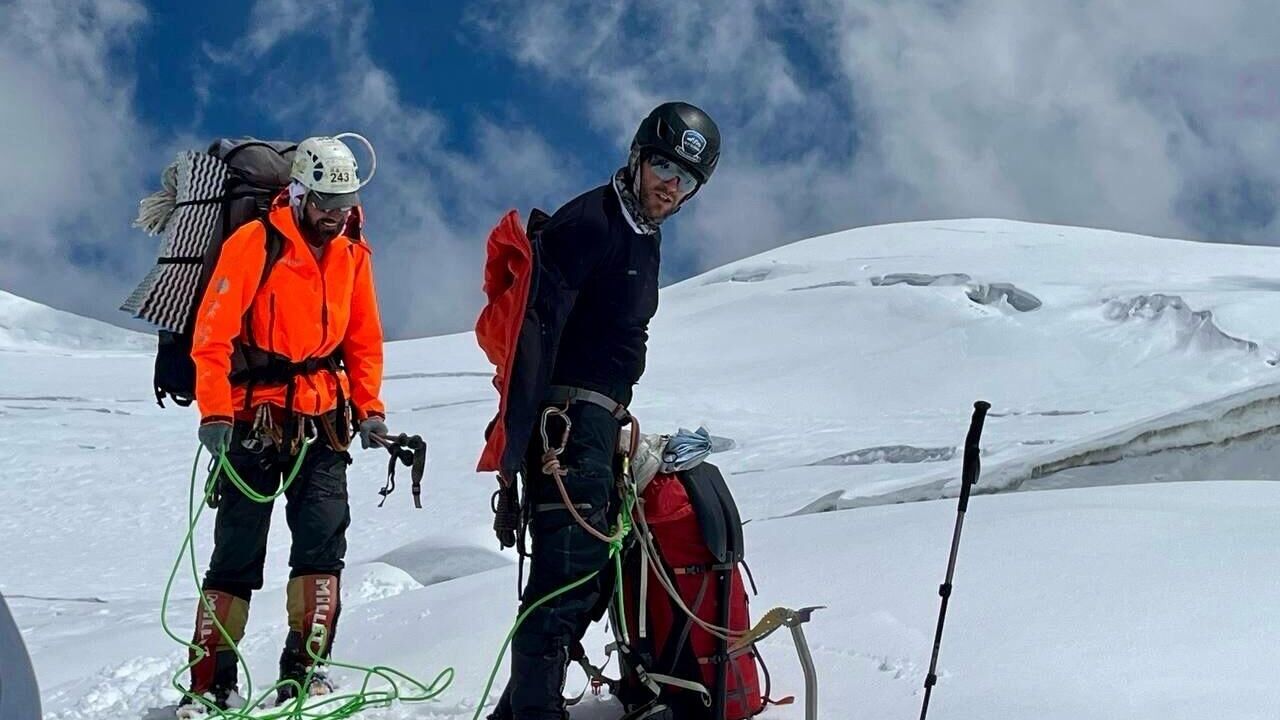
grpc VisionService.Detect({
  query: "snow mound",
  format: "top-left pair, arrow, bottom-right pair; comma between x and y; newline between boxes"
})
346,562 -> 424,604
0,291 -> 150,353
1103,293 -> 1262,355
373,540 -> 510,588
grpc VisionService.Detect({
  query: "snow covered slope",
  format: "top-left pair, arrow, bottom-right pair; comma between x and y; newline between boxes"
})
645,219 -> 1280,514
0,290 -> 152,353
4,219 -> 1280,720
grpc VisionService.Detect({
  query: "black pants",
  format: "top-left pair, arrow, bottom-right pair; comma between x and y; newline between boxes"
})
203,423 -> 353,601
494,401 -> 622,720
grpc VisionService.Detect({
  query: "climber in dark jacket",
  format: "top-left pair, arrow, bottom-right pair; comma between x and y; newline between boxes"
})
487,101 -> 723,720
488,102 -> 727,717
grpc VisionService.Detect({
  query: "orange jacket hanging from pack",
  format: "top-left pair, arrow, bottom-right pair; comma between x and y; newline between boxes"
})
475,210 -> 534,479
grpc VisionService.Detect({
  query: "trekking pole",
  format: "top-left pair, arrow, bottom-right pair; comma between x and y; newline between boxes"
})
919,400 -> 990,720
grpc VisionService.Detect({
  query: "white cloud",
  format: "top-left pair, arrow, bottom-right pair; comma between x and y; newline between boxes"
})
0,0 -> 156,316
474,0 -> 1280,276
201,0 -> 581,338
8,0 -> 1279,340
0,0 -> 578,338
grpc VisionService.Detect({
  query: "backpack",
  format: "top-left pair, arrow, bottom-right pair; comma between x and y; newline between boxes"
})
122,139 -> 296,407
610,462 -> 771,720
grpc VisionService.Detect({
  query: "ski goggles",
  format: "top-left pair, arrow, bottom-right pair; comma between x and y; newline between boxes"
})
647,155 -> 700,192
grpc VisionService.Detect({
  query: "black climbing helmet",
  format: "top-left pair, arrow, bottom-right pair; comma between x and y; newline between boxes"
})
631,101 -> 721,186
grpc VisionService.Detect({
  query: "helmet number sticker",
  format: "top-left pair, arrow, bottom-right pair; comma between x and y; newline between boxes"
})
329,169 -> 352,183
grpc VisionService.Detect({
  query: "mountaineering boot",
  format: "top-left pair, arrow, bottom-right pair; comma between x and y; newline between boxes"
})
178,590 -> 249,718
507,644 -> 571,720
276,574 -> 340,705
175,674 -> 246,718
275,630 -> 337,704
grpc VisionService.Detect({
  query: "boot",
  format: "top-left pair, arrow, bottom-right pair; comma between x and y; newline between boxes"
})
178,590 -> 248,718
276,574 -> 340,705
175,665 -> 245,718
508,644 -> 570,720
275,629 -> 338,704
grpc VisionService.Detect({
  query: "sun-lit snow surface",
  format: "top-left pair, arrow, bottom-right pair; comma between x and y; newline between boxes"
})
0,290 -> 152,353
4,219 -> 1280,720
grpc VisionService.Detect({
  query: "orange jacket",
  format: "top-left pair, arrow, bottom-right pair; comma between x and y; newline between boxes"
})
191,199 -> 385,424
475,210 -> 533,476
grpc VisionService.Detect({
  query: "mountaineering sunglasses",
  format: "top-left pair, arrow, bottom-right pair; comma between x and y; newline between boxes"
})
647,155 -> 700,192
307,196 -> 355,214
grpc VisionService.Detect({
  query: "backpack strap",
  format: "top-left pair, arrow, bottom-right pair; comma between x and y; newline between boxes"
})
238,219 -> 287,414
260,220 -> 285,287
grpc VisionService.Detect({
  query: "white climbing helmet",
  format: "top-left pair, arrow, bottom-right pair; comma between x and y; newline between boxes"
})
289,133 -> 377,209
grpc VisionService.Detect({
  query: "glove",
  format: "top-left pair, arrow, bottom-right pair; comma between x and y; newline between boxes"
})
358,416 -> 389,450
199,421 -> 233,456
492,481 -> 520,549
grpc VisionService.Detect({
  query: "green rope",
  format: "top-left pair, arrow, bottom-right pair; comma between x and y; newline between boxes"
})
161,441 -> 453,718
471,478 -> 638,719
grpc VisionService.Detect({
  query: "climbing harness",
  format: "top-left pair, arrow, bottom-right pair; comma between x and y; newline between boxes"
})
538,403 -> 631,545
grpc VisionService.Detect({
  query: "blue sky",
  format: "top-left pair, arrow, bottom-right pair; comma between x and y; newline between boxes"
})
132,2 -> 604,176
3,0 -> 1279,339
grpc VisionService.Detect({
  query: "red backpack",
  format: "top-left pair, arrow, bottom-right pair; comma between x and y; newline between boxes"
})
612,462 -> 769,719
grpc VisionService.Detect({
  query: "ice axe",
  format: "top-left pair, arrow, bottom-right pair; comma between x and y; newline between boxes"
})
728,605 -> 823,720
371,432 -> 427,508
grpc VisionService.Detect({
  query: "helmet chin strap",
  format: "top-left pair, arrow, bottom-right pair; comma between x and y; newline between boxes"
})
628,148 -> 643,195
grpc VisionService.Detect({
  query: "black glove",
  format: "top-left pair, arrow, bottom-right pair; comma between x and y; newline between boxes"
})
492,481 -> 520,549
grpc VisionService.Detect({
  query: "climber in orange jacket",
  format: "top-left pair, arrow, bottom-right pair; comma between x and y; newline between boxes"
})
179,135 -> 386,718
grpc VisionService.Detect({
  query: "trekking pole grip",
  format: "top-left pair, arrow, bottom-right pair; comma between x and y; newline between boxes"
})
957,401 -> 990,512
